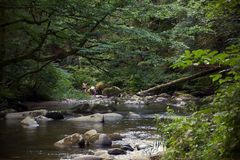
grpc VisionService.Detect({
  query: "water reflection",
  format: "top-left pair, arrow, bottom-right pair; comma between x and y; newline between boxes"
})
70,121 -> 103,132
0,104 -> 175,160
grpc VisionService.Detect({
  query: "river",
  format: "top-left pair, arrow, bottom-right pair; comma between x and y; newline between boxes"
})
0,104 -> 181,160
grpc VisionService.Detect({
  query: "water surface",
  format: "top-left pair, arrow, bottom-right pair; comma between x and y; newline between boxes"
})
0,104 -> 177,160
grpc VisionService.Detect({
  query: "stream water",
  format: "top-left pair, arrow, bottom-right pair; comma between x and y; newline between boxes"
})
0,104 -> 181,160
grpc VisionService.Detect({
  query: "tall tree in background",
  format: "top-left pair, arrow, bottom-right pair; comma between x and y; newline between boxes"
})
0,0 -> 208,102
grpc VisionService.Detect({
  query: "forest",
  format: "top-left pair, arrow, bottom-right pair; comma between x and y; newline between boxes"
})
0,0 -> 239,160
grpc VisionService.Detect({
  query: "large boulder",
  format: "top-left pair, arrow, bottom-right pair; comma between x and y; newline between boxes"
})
83,130 -> 112,147
68,113 -> 104,123
84,129 -> 98,139
21,116 -> 39,127
71,103 -> 91,114
46,111 -> 64,120
103,113 -> 123,122
6,109 -> 47,119
128,112 -> 141,119
83,129 -> 100,145
102,86 -> 121,97
95,134 -> 112,147
54,133 -> 84,148
121,144 -> 134,151
108,148 -> 126,155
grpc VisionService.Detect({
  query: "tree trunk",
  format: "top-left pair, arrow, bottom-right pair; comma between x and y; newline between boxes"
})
137,67 -> 223,96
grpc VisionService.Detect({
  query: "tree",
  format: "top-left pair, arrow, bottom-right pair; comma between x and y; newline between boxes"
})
156,0 -> 240,159
0,0 -> 208,102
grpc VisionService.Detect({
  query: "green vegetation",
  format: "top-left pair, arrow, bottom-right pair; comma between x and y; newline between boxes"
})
156,1 -> 240,159
0,0 -> 239,159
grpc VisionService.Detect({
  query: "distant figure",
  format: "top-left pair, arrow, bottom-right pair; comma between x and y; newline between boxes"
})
95,81 -> 107,95
82,82 -> 88,93
88,86 -> 97,95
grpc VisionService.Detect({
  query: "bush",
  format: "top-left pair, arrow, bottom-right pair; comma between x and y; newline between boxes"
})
156,82 -> 240,160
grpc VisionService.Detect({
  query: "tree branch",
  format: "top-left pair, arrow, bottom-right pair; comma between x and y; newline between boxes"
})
137,67 -> 224,96
7,60 -> 53,86
0,18 -> 49,28
0,21 -> 51,68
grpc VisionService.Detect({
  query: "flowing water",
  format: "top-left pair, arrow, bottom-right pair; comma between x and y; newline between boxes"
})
0,104 -> 180,160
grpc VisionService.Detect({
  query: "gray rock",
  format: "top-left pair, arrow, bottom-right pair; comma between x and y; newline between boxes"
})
124,95 -> 145,105
103,113 -> 123,122
109,133 -> 123,141
154,97 -> 168,103
150,152 -> 164,160
21,116 -> 39,127
35,115 -> 52,121
68,113 -> 104,123
108,148 -> 126,155
6,109 -> 47,119
121,144 -> 134,151
71,103 -> 91,114
158,93 -> 171,98
54,133 -> 84,148
136,144 -> 151,150
173,91 -> 196,101
95,134 -> 112,147
128,112 -> 141,119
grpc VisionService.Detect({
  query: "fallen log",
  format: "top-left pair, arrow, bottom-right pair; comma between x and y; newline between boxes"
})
137,67 -> 223,96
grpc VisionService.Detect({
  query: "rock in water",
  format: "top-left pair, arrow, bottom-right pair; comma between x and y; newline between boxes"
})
109,133 -> 123,141
83,129 -> 99,145
35,115 -> 52,121
68,113 -> 104,123
71,103 -> 92,114
121,144 -> 134,151
21,116 -> 39,127
108,148 -> 126,155
103,113 -> 123,121
95,134 -> 112,147
128,112 -> 141,119
6,109 -> 47,119
54,133 -> 84,148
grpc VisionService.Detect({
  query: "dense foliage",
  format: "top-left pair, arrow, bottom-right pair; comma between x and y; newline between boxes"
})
0,0 -> 210,103
157,1 -> 240,159
1,0 -> 240,158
